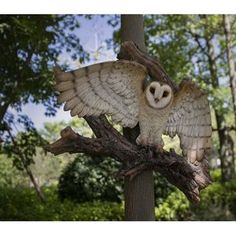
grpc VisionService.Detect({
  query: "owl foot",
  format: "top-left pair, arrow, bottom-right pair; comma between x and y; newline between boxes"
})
136,135 -> 164,155
136,135 -> 144,146
136,135 -> 160,147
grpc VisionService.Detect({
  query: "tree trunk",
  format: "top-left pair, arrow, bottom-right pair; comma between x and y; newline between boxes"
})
215,112 -> 235,181
120,15 -> 155,221
6,126 -> 46,203
25,165 -> 46,203
205,25 -> 235,181
223,15 -> 236,127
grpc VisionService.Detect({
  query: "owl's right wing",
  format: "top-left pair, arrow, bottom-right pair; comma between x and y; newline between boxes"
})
54,60 -> 147,128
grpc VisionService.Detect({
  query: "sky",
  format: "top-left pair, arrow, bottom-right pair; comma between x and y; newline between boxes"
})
20,15 -> 119,129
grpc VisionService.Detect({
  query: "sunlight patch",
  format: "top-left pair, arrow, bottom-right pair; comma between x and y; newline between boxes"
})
162,134 -> 182,155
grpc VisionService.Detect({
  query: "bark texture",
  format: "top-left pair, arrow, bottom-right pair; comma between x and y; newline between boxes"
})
45,114 -> 212,204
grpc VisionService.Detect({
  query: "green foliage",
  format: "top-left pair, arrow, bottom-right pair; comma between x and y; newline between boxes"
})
155,190 -> 190,221
58,156 -> 123,203
0,15 -> 89,174
3,128 -> 47,171
2,174 -> 236,221
30,149 -> 72,186
0,15 -> 88,113
211,87 -> 233,114
0,147 -> 72,189
57,142 -> 175,204
144,15 -> 195,83
1,169 -> 236,221
0,186 -> 124,221
0,154 -> 29,187
153,172 -> 176,206
154,170 -> 236,221
41,118 -> 93,142
162,135 -> 182,155
190,178 -> 236,220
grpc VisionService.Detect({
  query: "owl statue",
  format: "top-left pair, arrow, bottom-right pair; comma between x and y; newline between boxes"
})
54,60 -> 212,164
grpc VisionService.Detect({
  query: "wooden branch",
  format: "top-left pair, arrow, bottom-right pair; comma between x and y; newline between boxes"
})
118,41 -> 177,91
45,115 -> 212,203
120,152 -> 211,203
45,116 -> 139,162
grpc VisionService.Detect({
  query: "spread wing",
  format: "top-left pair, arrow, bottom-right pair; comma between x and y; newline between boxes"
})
164,80 -> 212,163
54,60 -> 147,128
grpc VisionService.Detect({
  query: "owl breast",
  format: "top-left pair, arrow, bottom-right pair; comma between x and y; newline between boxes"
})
136,102 -> 172,149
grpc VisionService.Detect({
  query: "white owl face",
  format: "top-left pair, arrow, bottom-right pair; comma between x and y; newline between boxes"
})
145,81 -> 173,109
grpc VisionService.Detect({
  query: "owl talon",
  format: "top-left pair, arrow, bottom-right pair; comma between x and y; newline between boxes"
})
136,135 -> 148,146
136,135 -> 142,145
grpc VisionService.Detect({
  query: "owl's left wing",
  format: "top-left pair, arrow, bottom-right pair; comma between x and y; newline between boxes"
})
164,80 -> 212,163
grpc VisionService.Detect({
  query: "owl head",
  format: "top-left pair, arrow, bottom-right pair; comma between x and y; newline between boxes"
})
145,81 -> 173,109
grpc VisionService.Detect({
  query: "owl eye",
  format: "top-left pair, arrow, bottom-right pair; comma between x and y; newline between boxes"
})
150,87 -> 155,95
163,91 -> 169,98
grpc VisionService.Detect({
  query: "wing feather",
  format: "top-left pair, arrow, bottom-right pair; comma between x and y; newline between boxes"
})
54,60 -> 147,128
164,80 -> 212,163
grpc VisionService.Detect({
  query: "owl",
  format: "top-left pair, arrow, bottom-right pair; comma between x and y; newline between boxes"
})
54,60 -> 212,164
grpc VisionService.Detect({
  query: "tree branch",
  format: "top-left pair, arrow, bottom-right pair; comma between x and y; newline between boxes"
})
0,102 -> 11,123
45,116 -> 140,163
118,41 -> 177,91
45,115 -> 212,204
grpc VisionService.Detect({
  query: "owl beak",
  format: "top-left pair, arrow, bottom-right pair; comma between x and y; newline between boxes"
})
154,92 -> 163,103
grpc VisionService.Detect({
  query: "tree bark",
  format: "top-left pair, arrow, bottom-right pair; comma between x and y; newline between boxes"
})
223,15 -> 236,127
204,19 -> 235,181
120,15 -> 155,221
45,118 -> 211,204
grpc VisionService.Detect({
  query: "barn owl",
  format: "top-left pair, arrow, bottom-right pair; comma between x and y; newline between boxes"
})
54,60 -> 212,163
